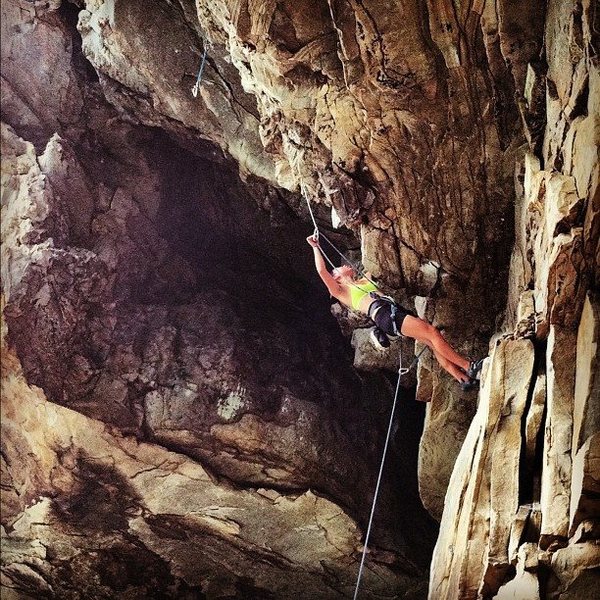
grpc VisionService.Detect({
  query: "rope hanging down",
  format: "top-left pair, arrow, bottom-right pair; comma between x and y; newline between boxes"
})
352,344 -> 426,598
191,45 -> 208,97
353,351 -> 400,599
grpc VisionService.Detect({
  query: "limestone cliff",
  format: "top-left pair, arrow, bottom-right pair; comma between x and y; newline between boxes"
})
1,1 -> 598,599
430,2 -> 600,597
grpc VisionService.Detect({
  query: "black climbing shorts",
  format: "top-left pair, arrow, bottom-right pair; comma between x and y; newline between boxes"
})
368,296 -> 413,337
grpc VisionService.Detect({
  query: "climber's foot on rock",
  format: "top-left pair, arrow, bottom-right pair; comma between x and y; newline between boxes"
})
466,359 -> 484,381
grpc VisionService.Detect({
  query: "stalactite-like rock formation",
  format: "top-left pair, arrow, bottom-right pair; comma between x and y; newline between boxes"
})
1,1 -> 598,599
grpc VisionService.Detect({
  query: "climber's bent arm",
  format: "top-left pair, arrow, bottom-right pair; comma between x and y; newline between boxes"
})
307,236 -> 346,300
312,247 -> 342,296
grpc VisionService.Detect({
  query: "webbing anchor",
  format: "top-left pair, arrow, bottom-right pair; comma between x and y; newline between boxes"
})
191,46 -> 208,97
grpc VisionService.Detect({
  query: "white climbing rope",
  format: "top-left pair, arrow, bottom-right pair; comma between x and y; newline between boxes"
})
353,351 -> 404,599
352,343 -> 426,598
301,185 -> 379,288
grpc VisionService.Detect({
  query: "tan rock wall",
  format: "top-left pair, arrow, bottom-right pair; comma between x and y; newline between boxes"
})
429,1 -> 600,597
573,293 -> 600,452
1,3 -> 437,596
1,115 -> 434,574
1,0 -> 546,526
1,0 -> 599,597
429,338 -> 535,599
1,0 -> 547,522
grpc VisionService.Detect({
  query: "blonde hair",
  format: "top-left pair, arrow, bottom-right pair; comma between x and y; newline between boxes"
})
332,265 -> 355,279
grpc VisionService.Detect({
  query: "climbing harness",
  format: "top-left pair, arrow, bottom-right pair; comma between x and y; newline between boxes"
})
191,45 -> 208,97
367,293 -> 403,337
301,188 -> 429,597
390,304 -> 399,336
352,344 -> 426,599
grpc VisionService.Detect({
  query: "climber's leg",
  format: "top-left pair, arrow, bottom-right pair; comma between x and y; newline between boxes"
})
431,349 -> 471,383
401,316 -> 470,378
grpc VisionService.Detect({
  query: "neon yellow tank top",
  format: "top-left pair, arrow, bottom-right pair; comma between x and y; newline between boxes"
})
349,280 -> 379,310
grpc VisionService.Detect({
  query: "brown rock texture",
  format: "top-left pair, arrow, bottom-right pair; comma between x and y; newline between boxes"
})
1,1 -> 433,598
430,1 -> 600,598
2,332 -> 420,599
1,0 -> 599,599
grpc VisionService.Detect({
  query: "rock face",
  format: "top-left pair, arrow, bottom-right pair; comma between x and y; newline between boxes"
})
1,2 -> 434,598
2,335 -> 420,599
430,1 -> 600,598
1,0 -> 599,599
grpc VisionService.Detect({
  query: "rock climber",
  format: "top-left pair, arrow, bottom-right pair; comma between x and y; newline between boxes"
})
307,235 -> 483,387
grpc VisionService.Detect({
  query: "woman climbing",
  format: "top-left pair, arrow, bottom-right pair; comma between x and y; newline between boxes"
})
307,235 -> 483,387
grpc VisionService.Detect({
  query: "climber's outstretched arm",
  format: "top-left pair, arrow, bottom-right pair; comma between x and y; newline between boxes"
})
307,235 -> 343,298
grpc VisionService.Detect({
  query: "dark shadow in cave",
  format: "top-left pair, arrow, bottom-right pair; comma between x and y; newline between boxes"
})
147,130 -> 333,320
137,130 -> 439,565
140,129 -> 363,410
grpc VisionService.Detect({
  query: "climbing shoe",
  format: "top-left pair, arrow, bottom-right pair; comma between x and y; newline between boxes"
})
370,327 -> 390,349
466,359 -> 484,381
460,378 -> 479,391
